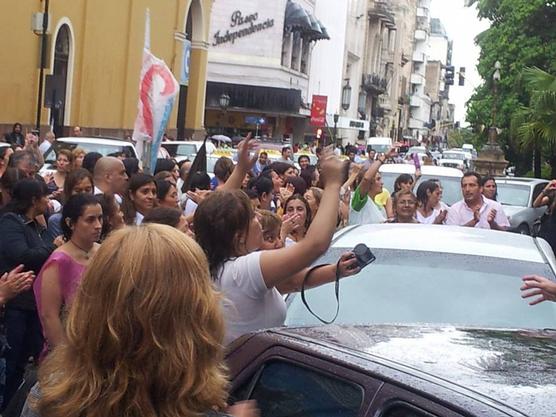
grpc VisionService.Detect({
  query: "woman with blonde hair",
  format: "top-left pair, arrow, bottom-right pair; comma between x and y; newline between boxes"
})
23,224 -> 235,417
71,148 -> 86,170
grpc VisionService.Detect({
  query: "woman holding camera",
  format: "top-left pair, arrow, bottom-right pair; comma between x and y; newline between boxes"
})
194,137 -> 360,343
533,179 -> 556,254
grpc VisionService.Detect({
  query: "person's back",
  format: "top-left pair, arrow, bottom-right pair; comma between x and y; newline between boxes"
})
22,225 -> 231,417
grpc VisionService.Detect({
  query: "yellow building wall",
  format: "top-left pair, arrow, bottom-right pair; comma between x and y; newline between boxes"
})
0,0 -> 211,135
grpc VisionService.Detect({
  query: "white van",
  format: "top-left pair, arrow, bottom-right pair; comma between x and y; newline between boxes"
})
366,137 -> 392,154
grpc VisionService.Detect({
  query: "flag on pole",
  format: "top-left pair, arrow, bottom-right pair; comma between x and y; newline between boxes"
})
132,9 -> 179,174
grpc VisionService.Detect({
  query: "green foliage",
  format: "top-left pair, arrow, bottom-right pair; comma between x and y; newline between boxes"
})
465,0 -> 556,175
447,127 -> 482,149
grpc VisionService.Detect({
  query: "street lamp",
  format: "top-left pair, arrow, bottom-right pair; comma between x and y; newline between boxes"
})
218,93 -> 230,135
489,61 -> 501,145
333,113 -> 339,146
341,80 -> 352,111
357,91 -> 367,115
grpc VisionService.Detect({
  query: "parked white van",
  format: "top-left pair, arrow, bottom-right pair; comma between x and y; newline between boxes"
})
366,137 -> 392,154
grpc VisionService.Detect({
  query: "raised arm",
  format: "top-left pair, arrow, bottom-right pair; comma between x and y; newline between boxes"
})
259,149 -> 347,288
533,180 -> 556,208
358,148 -> 397,196
220,134 -> 258,191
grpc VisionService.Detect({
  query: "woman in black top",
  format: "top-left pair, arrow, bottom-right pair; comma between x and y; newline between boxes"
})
0,179 -> 62,409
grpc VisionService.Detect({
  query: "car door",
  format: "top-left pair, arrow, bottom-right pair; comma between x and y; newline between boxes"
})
229,345 -> 383,417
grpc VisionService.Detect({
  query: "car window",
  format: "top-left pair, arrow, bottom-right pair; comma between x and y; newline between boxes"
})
161,143 -> 197,158
532,183 -> 547,202
442,152 -> 465,160
381,174 -> 461,206
236,360 -> 363,417
46,142 -> 135,162
286,248 -> 556,330
497,183 -> 530,207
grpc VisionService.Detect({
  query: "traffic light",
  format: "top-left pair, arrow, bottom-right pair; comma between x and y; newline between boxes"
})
445,65 -> 455,86
459,67 -> 466,86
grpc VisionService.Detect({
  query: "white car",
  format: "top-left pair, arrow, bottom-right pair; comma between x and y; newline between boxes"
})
160,141 -> 216,163
379,164 -> 463,205
286,223 -> 556,330
41,137 -> 138,175
438,150 -> 471,171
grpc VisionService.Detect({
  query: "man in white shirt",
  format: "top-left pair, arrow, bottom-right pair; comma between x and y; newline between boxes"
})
39,131 -> 55,155
277,146 -> 294,165
446,172 -> 510,230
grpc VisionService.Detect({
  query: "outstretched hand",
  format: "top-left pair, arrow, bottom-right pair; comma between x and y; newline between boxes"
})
236,133 -> 259,172
337,252 -> 361,278
521,275 -> 556,305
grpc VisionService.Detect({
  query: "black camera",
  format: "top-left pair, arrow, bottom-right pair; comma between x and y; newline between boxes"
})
353,243 -> 376,269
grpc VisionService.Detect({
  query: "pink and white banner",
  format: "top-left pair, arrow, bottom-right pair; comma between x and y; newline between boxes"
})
132,48 -> 179,172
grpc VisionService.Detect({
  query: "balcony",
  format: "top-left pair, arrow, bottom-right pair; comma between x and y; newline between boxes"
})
362,73 -> 388,96
415,29 -> 427,41
412,52 -> 426,62
368,0 -> 396,28
410,73 -> 425,85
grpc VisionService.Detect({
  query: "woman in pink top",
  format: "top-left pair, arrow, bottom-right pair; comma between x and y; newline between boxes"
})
34,194 -> 102,356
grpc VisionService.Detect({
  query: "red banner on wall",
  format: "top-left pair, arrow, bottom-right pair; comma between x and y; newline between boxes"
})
310,95 -> 328,127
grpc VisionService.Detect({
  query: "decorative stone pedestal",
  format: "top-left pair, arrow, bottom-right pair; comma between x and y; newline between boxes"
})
473,127 -> 508,176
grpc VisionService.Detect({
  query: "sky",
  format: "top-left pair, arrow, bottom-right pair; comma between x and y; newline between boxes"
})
429,0 -> 490,125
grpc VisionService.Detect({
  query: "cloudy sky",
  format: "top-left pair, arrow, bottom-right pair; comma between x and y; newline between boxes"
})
429,0 -> 490,125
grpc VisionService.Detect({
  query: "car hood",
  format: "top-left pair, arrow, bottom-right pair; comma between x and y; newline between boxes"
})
285,325 -> 556,416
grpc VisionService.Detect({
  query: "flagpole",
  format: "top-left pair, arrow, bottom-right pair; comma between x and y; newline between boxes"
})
141,8 -> 152,173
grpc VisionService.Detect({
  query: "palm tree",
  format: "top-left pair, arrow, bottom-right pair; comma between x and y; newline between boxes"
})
511,67 -> 556,178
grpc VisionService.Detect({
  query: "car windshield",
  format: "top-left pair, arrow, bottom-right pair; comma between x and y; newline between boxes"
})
369,144 -> 390,154
381,173 -> 462,206
442,152 -> 466,160
497,183 -> 530,207
161,143 -> 197,158
294,153 -> 318,166
286,248 -> 556,330
45,142 -> 135,162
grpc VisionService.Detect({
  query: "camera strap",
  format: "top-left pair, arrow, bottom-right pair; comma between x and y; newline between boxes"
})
300,259 -> 342,325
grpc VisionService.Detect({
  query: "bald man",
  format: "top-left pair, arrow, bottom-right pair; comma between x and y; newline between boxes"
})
93,156 -> 128,201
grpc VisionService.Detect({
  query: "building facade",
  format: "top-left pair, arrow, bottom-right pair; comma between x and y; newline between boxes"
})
0,0 -> 213,139
205,0 -> 330,142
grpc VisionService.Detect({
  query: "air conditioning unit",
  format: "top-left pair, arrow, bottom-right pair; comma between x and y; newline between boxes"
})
31,12 -> 51,35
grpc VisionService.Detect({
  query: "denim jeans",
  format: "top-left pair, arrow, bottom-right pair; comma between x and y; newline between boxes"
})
2,308 -> 43,409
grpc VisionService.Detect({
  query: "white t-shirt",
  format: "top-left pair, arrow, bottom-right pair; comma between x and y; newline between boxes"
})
416,208 -> 441,224
215,251 -> 287,344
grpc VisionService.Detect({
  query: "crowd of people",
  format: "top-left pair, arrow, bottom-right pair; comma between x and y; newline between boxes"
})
0,125 -> 554,416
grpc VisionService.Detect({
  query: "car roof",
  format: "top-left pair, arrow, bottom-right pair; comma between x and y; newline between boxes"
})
332,223 -> 547,263
268,325 -> 556,417
57,136 -> 135,147
379,163 -> 463,178
496,177 -> 548,184
161,141 -> 204,146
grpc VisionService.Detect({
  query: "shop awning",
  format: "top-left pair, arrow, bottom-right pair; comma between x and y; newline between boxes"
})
285,0 -> 330,41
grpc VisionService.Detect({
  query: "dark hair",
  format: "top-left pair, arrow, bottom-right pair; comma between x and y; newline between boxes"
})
300,166 -> 316,189
480,175 -> 496,187
0,146 -> 12,161
154,171 -> 172,182
188,171 -> 211,191
213,157 -> 234,182
94,193 -> 119,241
269,161 -> 293,177
61,194 -> 101,240
284,194 -> 312,230
177,159 -> 191,169
415,180 -> 439,207
82,152 -> 102,174
0,168 -> 26,200
194,190 -> 253,276
123,158 -> 140,178
284,175 -> 307,195
259,151 -> 268,158
143,207 -> 182,228
154,159 -> 177,176
4,179 -> 49,215
63,168 -> 94,203
462,171 -> 481,185
394,173 -> 414,192
281,146 -> 291,155
250,175 -> 273,198
10,150 -> 36,170
122,173 -> 156,224
155,179 -> 176,201
297,155 -> 310,165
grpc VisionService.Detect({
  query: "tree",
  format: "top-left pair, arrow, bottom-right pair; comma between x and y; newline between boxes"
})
512,67 -> 556,178
465,0 -> 556,175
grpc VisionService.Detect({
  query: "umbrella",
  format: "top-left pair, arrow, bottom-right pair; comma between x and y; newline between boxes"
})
211,134 -> 232,143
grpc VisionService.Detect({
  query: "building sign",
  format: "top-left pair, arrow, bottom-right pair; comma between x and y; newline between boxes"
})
326,115 -> 370,131
310,95 -> 328,127
213,10 -> 275,46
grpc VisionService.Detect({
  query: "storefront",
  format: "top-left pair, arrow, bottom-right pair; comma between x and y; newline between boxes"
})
206,0 -> 328,142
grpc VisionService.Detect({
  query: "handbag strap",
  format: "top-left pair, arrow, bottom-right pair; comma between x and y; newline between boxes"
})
300,259 -> 342,325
